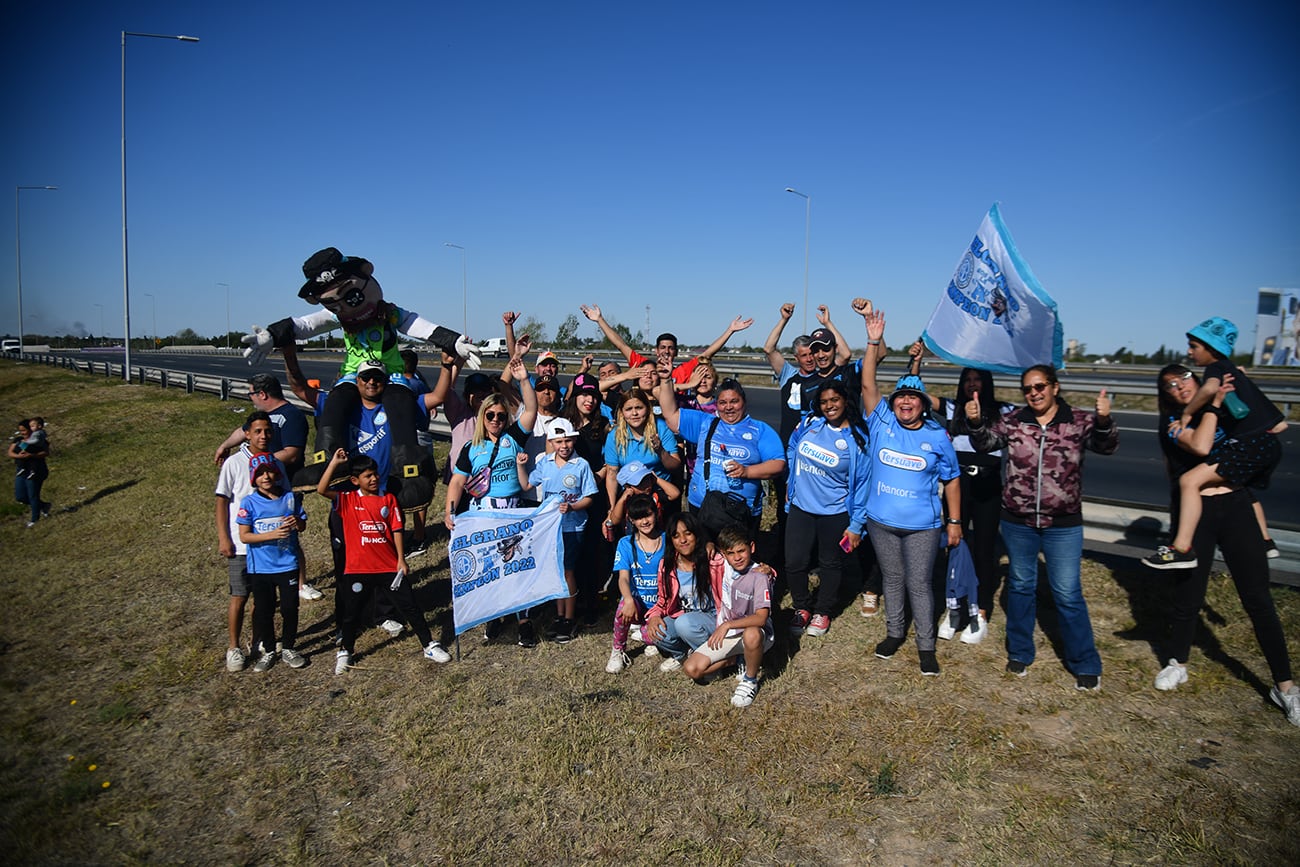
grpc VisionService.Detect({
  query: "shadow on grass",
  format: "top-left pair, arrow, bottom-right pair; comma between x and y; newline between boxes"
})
53,479 -> 140,513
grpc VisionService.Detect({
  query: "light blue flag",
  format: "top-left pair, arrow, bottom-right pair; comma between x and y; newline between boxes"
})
922,204 -> 1064,374
448,498 -> 568,634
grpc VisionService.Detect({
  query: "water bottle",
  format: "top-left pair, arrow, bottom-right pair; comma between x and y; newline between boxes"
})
719,444 -> 742,490
1223,391 -> 1249,420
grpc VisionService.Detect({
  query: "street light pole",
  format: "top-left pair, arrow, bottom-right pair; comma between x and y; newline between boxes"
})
785,188 -> 811,334
15,185 -> 58,354
444,243 -> 467,335
217,282 -> 230,349
122,30 -> 199,380
94,303 -> 104,346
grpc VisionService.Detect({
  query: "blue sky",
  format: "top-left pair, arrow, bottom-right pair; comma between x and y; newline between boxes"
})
4,1 -> 1297,358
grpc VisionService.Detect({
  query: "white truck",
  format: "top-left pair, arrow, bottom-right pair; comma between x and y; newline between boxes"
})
479,338 -> 508,358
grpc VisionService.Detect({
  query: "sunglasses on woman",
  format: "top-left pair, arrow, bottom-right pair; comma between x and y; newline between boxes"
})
1162,371 -> 1194,392
1020,382 -> 1051,395
484,411 -> 508,422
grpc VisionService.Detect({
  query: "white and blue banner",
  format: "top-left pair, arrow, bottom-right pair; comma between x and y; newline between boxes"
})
922,204 -> 1064,374
448,499 -> 568,635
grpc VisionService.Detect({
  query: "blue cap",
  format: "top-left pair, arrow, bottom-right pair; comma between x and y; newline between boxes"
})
1187,317 -> 1238,359
891,374 -> 927,399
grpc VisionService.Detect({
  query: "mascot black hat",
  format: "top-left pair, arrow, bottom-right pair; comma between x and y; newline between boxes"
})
299,247 -> 374,301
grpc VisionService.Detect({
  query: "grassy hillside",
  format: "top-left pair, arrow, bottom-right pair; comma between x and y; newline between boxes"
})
2,360 -> 1298,865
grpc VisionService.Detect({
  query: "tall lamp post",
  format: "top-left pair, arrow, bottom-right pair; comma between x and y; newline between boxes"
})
444,242 -> 467,335
122,30 -> 199,380
94,303 -> 104,346
784,188 -> 811,333
217,282 -> 230,349
15,185 -> 58,354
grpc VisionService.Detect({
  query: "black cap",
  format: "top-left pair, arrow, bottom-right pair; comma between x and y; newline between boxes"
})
808,328 -> 835,349
299,247 -> 374,299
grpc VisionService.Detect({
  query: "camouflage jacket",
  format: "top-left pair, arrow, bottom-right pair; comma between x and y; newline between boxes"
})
968,400 -> 1118,528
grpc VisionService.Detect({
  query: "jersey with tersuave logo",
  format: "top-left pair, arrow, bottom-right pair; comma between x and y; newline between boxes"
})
334,489 -> 404,573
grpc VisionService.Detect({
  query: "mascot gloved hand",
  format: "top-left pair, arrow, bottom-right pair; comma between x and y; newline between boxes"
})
243,247 -> 480,510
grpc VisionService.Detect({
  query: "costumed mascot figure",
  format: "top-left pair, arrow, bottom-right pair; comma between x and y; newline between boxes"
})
242,247 -> 481,510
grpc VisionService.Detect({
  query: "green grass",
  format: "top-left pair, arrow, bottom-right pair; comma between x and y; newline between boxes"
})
2,359 -> 1299,865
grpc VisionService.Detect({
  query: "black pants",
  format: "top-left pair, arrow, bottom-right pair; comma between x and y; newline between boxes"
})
251,569 -> 300,654
1164,489 -> 1292,684
785,505 -> 850,616
339,571 -> 434,655
960,468 -> 1004,616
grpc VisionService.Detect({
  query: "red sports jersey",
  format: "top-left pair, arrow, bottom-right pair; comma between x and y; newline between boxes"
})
334,489 -> 403,574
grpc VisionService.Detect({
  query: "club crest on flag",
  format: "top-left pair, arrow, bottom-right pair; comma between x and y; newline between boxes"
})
922,204 -> 1064,374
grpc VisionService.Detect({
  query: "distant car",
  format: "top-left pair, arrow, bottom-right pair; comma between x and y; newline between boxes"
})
479,338 -> 508,358
1,339 -> 19,353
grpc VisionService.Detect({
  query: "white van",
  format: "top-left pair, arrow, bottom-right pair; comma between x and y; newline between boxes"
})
479,338 -> 508,358
1,339 -> 19,353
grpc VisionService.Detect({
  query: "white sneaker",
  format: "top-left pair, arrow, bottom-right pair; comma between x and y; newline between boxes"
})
298,582 -> 323,601
1154,660 -> 1188,691
225,647 -> 245,672
658,656 -> 682,673
334,650 -> 351,676
281,648 -> 307,669
629,624 -> 644,643
960,614 -> 987,645
423,641 -> 452,664
252,652 -> 275,673
1270,685 -> 1300,727
606,648 -> 630,673
643,644 -> 660,657
731,676 -> 760,708
380,619 -> 404,637
937,610 -> 957,641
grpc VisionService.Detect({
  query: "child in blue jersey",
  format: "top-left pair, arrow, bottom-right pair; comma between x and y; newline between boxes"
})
521,417 -> 598,643
606,494 -> 666,672
237,453 -> 308,672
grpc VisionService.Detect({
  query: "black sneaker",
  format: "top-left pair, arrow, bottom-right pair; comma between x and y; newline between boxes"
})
1265,539 -> 1280,560
874,636 -> 904,659
919,651 -> 940,676
1076,674 -> 1101,691
517,621 -> 538,648
544,618 -> 566,639
554,620 -> 579,644
483,619 -> 503,644
1006,660 -> 1028,677
1142,546 -> 1198,570
406,538 -> 428,558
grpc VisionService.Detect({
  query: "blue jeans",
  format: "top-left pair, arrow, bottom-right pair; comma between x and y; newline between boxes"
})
656,610 -> 715,660
15,465 -> 49,524
1000,521 -> 1101,676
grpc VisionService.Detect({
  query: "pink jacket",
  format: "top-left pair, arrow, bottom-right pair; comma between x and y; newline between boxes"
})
647,551 -> 726,620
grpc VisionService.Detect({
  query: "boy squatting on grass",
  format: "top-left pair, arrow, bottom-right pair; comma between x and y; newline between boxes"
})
215,411 -> 280,673
684,524 -> 776,709
1144,316 -> 1287,571
317,449 -> 452,674
236,453 -> 308,672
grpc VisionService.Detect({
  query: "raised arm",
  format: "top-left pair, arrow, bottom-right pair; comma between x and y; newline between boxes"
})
580,304 -> 636,363
816,305 -> 853,366
423,352 -> 463,412
509,357 -> 538,431
698,315 -> 755,361
280,343 -> 320,407
502,310 -> 521,360
316,448 -> 350,500
763,303 -> 796,374
655,360 -> 682,433
854,298 -> 885,416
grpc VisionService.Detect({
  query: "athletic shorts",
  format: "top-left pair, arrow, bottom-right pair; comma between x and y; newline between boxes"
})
692,629 -> 775,665
1213,431 -> 1282,490
562,531 -> 582,571
227,554 -> 250,597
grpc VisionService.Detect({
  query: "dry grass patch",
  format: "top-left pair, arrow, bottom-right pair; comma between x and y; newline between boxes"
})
2,360 -> 1299,865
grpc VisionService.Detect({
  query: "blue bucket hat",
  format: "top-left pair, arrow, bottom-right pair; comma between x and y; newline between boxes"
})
890,374 -> 928,405
1186,317 -> 1237,360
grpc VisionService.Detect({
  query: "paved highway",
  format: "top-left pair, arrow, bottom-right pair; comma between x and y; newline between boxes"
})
112,350 -> 1300,528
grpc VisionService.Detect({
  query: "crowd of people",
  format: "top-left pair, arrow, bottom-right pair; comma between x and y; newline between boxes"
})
207,290 -> 1295,722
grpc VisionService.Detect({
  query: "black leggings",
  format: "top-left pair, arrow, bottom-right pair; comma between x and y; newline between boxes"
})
960,468 -> 1004,615
251,569 -> 300,654
1164,489 -> 1292,684
784,505 -> 850,616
